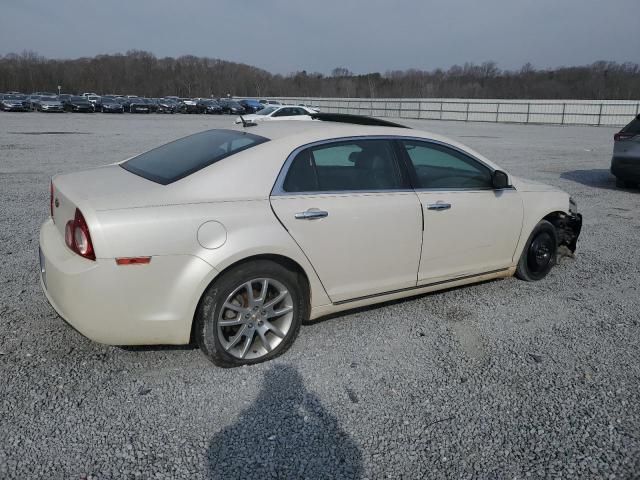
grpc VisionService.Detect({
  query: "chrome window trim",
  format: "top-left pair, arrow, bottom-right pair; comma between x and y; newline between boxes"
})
270,135 -> 510,196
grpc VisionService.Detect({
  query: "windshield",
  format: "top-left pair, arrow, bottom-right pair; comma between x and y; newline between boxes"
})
6,95 -> 26,100
121,129 -> 269,185
41,96 -> 58,101
256,107 -> 278,116
71,96 -> 88,102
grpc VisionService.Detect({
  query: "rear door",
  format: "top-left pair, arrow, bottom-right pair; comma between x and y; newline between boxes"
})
398,139 -> 523,284
270,138 -> 422,303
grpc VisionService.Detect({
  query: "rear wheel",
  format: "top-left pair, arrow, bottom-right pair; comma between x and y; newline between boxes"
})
616,178 -> 637,189
195,260 -> 308,367
516,220 -> 558,281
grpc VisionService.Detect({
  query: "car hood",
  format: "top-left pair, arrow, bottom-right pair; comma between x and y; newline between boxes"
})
510,176 -> 562,193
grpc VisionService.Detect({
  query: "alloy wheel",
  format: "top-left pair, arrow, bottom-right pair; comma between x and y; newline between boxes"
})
217,278 -> 294,360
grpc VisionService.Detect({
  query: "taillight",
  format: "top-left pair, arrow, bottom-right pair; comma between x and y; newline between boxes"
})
50,180 -> 54,218
64,209 -> 96,260
614,132 -> 635,141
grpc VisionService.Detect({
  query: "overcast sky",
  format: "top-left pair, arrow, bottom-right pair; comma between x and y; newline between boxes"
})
1,0 -> 638,74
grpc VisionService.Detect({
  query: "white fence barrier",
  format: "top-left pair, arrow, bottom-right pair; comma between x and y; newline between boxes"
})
270,97 -> 640,127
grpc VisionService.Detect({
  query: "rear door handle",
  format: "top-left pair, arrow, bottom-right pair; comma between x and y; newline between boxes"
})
426,202 -> 451,211
295,209 -> 329,220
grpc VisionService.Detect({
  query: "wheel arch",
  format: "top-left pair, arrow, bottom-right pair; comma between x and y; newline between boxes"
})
512,190 -> 572,263
189,253 -> 313,343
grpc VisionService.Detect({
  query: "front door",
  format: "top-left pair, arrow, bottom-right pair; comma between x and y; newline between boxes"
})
398,139 -> 523,284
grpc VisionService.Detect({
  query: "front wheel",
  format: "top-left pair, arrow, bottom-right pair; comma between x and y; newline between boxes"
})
515,220 -> 558,281
195,260 -> 308,367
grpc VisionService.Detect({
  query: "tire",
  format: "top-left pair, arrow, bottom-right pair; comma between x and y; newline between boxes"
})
616,178 -> 637,189
515,220 -> 558,281
195,260 -> 308,367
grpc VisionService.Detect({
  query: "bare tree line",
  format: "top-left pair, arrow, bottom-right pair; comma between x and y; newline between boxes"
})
0,50 -> 638,100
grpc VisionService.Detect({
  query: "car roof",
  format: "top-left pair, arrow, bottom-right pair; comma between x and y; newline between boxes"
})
230,120 -> 498,168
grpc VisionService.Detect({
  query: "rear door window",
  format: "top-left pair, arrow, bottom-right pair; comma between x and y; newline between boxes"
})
122,129 -> 268,185
282,139 -> 405,192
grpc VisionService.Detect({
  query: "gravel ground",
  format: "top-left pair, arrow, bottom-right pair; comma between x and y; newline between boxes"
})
0,112 -> 639,479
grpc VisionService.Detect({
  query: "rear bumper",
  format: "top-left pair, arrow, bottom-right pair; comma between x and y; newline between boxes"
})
39,219 -> 216,345
611,156 -> 640,183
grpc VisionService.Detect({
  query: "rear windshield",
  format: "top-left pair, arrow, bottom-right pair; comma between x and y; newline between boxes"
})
121,129 -> 269,185
621,116 -> 640,135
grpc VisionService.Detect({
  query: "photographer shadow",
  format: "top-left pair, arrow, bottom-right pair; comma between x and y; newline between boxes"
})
207,365 -> 363,479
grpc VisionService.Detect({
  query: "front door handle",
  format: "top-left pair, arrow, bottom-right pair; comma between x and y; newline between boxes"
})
426,202 -> 451,211
295,208 -> 329,220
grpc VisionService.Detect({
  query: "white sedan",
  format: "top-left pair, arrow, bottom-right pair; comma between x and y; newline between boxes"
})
235,105 -> 316,124
39,115 -> 582,367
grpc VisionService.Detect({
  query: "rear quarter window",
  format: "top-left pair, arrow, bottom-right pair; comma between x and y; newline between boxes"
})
121,129 -> 268,185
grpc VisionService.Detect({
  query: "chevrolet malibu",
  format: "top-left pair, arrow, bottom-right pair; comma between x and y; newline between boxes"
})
39,115 -> 582,367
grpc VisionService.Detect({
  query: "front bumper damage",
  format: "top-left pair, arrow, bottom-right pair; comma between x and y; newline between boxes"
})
554,212 -> 582,254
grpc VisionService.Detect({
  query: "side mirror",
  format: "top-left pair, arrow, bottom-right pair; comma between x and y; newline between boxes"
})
492,170 -> 510,189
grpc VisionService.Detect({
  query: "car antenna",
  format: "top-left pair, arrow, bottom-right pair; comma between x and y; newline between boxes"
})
238,115 -> 257,127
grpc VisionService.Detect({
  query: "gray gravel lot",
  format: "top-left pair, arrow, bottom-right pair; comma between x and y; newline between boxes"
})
0,112 -> 639,479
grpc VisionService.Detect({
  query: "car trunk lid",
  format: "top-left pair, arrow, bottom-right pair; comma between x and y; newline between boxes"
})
51,164 -> 166,238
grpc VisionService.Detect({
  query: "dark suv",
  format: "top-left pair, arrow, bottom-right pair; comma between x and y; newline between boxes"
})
611,114 -> 640,188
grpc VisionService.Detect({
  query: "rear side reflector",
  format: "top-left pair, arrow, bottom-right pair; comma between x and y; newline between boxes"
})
116,257 -> 152,266
50,180 -> 54,219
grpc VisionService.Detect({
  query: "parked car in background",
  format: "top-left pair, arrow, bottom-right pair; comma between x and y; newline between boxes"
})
35,96 -> 64,112
218,99 -> 246,115
39,115 -> 582,367
179,98 -> 199,114
234,105 -> 316,124
143,98 -> 159,113
0,94 -> 30,111
87,95 -> 102,111
197,99 -> 223,114
238,99 -> 263,114
157,98 -> 177,114
100,97 -> 124,113
115,97 -> 131,111
64,96 -> 94,112
27,95 -> 42,110
611,114 -> 640,188
82,92 -> 98,97
128,98 -> 151,113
